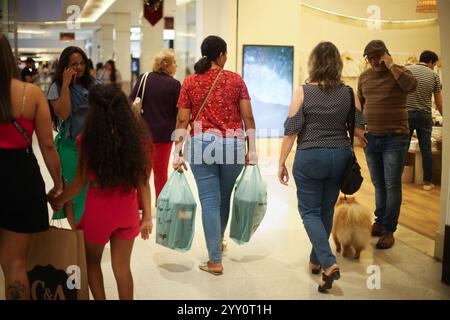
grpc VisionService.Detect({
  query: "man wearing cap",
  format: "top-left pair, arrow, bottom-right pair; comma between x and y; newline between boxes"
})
21,57 -> 40,83
356,40 -> 417,249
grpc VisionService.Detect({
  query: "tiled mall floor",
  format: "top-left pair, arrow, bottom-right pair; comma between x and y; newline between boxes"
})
1,137 -> 449,300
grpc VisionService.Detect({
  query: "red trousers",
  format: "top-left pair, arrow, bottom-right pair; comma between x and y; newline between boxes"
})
151,142 -> 173,205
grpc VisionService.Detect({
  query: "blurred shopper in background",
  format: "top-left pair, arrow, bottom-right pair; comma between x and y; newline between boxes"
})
21,57 -> 40,84
101,60 -> 122,89
406,50 -> 443,191
129,49 -> 181,204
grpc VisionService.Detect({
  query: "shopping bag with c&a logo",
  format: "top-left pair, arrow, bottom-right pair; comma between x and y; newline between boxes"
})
26,226 -> 89,300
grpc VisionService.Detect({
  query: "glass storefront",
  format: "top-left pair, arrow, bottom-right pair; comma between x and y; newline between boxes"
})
175,0 -> 197,80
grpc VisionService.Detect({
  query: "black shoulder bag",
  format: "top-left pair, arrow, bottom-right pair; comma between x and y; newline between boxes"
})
340,86 -> 363,195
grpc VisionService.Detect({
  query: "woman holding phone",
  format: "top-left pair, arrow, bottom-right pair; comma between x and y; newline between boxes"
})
47,46 -> 100,228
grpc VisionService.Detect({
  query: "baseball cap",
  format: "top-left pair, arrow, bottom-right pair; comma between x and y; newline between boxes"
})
363,40 -> 389,57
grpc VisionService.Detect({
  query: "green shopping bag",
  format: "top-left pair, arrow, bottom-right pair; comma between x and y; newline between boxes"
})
230,165 -> 268,244
156,171 -> 197,252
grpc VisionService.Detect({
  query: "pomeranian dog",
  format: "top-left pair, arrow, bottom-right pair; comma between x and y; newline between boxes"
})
332,196 -> 372,259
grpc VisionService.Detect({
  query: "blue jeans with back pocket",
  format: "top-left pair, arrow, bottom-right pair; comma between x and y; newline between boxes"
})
187,133 -> 245,263
293,147 -> 352,269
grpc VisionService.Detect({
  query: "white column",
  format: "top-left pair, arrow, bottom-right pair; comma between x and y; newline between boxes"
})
92,29 -> 102,65
175,0 -> 194,80
140,8 -> 164,75
435,0 -> 450,260
100,24 -> 114,63
113,12 -> 132,93
196,0 -> 238,72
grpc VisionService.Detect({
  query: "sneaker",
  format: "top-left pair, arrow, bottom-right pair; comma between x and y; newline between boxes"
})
423,183 -> 434,191
376,232 -> 395,249
371,223 -> 382,237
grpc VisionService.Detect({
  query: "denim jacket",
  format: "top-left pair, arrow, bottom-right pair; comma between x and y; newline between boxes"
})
48,78 -> 101,139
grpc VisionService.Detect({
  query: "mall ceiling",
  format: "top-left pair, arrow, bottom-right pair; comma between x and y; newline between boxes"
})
17,0 -> 87,22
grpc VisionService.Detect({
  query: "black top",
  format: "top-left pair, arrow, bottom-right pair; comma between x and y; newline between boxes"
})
130,72 -> 181,142
21,67 -> 37,82
284,84 -> 352,150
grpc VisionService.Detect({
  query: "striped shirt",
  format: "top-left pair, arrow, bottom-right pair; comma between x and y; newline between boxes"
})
284,84 -> 352,150
406,63 -> 442,113
357,65 -> 417,136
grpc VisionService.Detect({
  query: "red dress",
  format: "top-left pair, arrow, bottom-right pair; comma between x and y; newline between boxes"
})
75,136 -> 140,245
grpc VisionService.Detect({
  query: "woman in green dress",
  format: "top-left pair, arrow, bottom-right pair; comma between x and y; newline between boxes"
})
48,47 -> 100,228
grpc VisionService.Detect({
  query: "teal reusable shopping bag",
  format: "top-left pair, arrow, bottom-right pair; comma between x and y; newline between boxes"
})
230,165 -> 268,244
155,171 -> 197,252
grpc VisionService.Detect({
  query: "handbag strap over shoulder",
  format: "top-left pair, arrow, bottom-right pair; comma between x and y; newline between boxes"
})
346,85 -> 356,148
192,69 -> 224,123
11,83 -> 33,150
12,120 -> 32,148
136,72 -> 150,100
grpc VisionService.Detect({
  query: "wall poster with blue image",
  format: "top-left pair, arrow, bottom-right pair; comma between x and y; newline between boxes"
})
242,45 -> 294,137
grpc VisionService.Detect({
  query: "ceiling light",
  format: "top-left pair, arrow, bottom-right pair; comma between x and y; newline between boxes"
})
81,0 -> 117,22
18,29 -> 48,35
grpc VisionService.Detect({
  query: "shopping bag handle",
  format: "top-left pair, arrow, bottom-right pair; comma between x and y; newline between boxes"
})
245,136 -> 257,166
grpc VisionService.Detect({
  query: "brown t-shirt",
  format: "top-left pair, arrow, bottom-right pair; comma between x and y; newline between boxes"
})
357,65 -> 417,136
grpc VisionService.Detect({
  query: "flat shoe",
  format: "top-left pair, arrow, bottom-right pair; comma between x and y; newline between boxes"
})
199,262 -> 223,276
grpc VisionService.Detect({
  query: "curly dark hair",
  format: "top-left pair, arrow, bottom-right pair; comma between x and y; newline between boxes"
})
79,84 -> 152,190
307,41 -> 344,91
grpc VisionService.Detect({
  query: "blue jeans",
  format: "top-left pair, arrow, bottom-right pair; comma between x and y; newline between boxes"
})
408,111 -> 433,183
293,147 -> 352,269
187,134 -> 245,263
364,134 -> 409,233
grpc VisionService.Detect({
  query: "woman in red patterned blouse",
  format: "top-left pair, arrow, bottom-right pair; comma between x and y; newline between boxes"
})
173,36 -> 257,275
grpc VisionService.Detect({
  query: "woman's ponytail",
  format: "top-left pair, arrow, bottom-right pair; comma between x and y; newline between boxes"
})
194,56 -> 212,74
194,36 -> 228,74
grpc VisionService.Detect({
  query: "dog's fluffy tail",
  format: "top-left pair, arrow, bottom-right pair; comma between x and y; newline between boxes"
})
335,204 -> 372,249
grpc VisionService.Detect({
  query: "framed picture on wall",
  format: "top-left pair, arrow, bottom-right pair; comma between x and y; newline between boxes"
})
242,45 -> 294,137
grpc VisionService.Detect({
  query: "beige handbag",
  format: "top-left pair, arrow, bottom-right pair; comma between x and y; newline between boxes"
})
132,72 -> 150,115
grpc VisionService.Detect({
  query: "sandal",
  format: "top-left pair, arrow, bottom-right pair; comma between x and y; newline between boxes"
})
199,262 -> 223,276
318,268 -> 340,293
